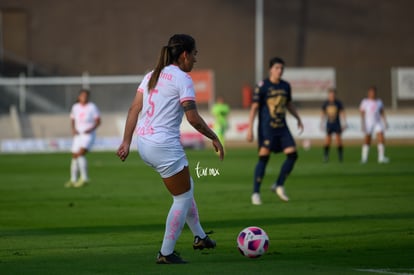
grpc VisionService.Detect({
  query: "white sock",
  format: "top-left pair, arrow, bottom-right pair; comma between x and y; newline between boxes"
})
186,178 -> 206,238
378,143 -> 385,161
160,189 -> 192,256
77,156 -> 88,181
362,144 -> 369,162
70,158 -> 78,182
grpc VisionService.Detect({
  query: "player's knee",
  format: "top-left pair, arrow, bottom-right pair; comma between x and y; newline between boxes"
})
287,152 -> 298,161
259,155 -> 270,164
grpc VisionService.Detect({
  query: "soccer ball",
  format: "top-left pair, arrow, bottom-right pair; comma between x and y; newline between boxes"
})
237,226 -> 269,258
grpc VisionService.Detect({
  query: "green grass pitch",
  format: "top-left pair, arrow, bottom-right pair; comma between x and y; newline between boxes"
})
0,146 -> 413,274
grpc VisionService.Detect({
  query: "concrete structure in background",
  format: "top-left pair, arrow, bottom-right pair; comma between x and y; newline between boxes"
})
1,0 -> 414,109
1,108 -> 414,153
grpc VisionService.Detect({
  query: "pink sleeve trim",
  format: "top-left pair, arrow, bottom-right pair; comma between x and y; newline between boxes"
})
180,96 -> 196,103
137,88 -> 144,93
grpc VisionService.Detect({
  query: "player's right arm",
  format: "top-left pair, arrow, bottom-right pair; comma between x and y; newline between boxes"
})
359,100 -> 366,133
71,118 -> 77,136
117,91 -> 143,161
183,100 -> 224,161
246,102 -> 259,142
70,105 -> 78,136
360,111 -> 366,133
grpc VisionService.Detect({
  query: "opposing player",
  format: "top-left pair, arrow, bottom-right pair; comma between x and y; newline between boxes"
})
65,89 -> 101,188
247,57 -> 303,204
117,34 -> 224,264
320,88 -> 347,162
211,96 -> 230,149
360,86 -> 389,163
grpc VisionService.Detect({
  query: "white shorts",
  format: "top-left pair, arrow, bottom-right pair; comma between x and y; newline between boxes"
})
137,139 -> 188,178
364,121 -> 385,135
71,133 -> 96,153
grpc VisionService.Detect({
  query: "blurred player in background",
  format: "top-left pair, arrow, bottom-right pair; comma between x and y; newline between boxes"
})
117,34 -> 223,264
211,96 -> 230,149
320,88 -> 347,162
65,89 -> 101,188
360,86 -> 389,163
247,57 -> 303,204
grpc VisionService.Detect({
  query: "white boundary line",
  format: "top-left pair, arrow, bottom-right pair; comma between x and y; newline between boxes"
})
355,268 -> 414,275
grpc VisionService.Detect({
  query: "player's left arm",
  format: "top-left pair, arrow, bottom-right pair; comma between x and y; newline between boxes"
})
87,116 -> 101,133
286,101 -> 304,134
85,107 -> 101,134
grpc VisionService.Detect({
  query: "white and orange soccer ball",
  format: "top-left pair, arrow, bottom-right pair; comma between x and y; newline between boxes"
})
237,226 -> 269,258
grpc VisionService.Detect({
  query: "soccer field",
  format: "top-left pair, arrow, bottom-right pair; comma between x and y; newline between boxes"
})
1,146 -> 413,275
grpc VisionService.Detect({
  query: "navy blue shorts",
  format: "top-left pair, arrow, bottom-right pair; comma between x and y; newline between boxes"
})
259,128 -> 296,153
326,123 -> 342,135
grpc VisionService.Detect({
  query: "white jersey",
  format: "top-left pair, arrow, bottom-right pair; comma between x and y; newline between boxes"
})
360,98 -> 386,134
70,102 -> 100,134
136,65 -> 196,146
359,98 -> 383,124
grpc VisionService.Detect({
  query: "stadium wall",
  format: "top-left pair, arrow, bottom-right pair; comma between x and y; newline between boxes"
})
1,0 -> 414,109
1,109 -> 414,153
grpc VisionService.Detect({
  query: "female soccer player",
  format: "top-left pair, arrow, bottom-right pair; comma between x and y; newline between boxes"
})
320,88 -> 347,162
247,57 -> 303,204
360,86 -> 389,163
117,34 -> 224,264
65,89 -> 101,188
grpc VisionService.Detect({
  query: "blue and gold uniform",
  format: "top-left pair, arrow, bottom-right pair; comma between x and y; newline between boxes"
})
321,99 -> 344,134
253,78 -> 296,153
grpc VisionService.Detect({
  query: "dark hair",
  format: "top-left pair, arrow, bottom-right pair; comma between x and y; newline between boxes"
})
368,85 -> 377,92
148,34 -> 196,90
269,57 -> 285,68
328,88 -> 336,94
76,89 -> 90,103
79,89 -> 90,96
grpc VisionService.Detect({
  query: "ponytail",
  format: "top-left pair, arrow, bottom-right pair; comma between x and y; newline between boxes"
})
148,46 -> 170,90
147,34 -> 196,91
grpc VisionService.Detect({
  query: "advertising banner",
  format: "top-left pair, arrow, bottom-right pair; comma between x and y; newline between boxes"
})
392,68 -> 414,99
283,68 -> 336,100
188,70 -> 214,105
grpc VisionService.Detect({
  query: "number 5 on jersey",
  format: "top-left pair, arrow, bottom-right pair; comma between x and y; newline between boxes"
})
147,89 -> 159,117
